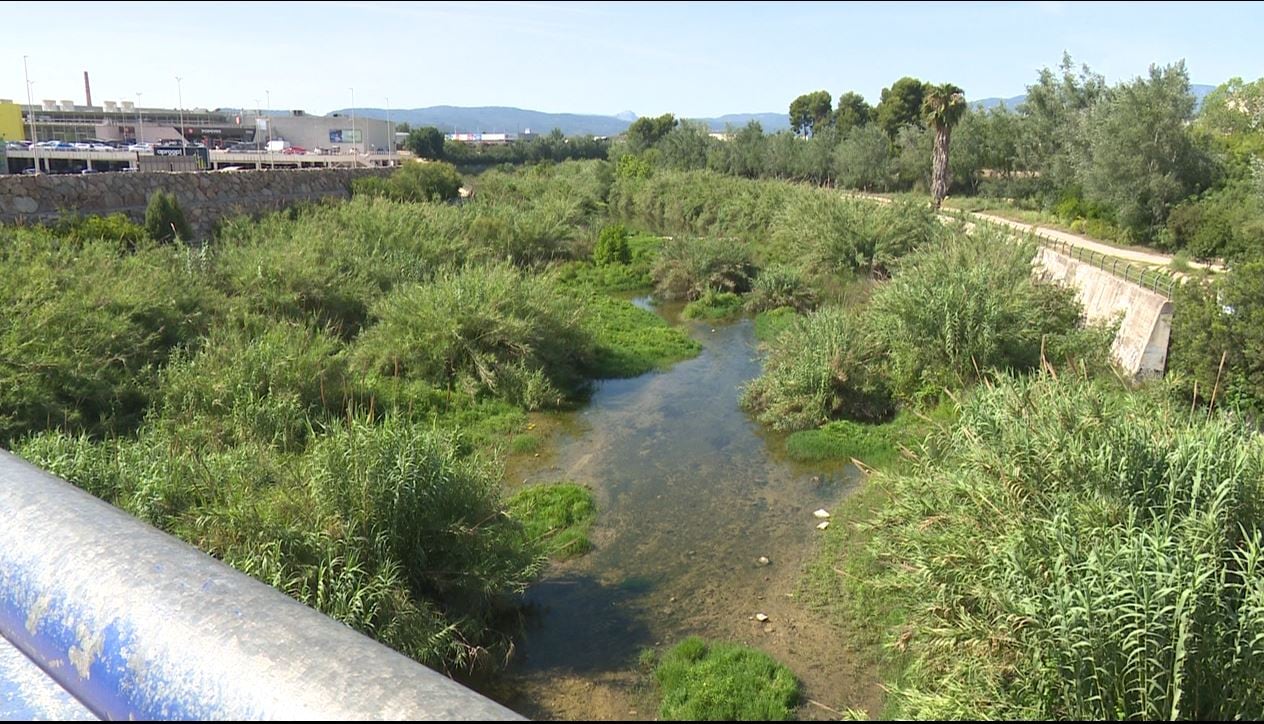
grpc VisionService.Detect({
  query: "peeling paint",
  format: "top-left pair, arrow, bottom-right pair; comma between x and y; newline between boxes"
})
67,624 -> 103,680
24,595 -> 51,636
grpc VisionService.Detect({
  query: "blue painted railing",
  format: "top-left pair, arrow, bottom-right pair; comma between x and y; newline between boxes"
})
0,450 -> 523,721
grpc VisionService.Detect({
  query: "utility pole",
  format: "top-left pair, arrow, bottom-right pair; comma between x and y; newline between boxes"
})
135,92 -> 143,145
175,76 -> 185,148
349,87 -> 356,163
23,55 -> 39,175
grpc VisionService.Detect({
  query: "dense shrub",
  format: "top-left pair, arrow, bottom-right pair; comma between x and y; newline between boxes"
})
352,264 -> 594,409
351,161 -> 463,203
744,266 -> 817,313
593,223 -> 632,266
864,374 -> 1264,719
143,190 -> 193,243
741,306 -> 894,430
869,230 -> 1109,401
651,236 -> 756,301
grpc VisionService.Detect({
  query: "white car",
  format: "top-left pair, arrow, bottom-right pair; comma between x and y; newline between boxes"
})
128,143 -> 153,152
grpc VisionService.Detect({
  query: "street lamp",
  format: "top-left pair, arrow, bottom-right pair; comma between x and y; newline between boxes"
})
265,89 -> 273,169
135,92 -> 143,145
385,96 -> 393,165
349,87 -> 356,162
22,55 -> 39,175
175,76 -> 185,148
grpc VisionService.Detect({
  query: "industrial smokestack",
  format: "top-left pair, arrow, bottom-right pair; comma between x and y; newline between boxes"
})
84,71 -> 92,107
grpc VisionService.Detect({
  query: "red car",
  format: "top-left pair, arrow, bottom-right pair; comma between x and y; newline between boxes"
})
282,146 -> 307,155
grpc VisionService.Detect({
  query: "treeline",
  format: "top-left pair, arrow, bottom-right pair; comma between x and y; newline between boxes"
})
405,125 -> 609,166
617,55 -> 1264,259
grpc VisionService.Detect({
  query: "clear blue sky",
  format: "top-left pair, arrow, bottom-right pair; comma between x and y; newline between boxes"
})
3,1 -> 1261,117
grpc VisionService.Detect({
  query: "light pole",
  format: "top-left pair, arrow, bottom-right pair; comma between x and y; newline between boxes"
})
135,92 -> 143,145
349,87 -> 356,162
385,96 -> 393,165
265,89 -> 273,169
23,55 -> 39,175
175,76 -> 185,148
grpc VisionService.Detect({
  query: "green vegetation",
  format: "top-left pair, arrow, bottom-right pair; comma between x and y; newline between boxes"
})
350,161 -> 463,203
681,290 -> 744,321
0,160 -> 698,676
580,292 -> 701,378
593,223 -> 632,266
782,405 -> 952,468
143,190 -> 192,243
752,307 -> 800,343
650,637 -> 800,721
506,482 -> 596,559
849,375 -> 1264,719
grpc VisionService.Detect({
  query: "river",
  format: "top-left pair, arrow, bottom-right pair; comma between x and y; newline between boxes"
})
491,299 -> 880,720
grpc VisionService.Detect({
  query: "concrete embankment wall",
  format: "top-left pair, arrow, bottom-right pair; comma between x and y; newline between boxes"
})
1035,246 -> 1173,378
0,167 -> 394,239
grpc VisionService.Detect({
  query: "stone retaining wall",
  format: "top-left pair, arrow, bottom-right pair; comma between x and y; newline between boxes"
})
0,167 -> 394,238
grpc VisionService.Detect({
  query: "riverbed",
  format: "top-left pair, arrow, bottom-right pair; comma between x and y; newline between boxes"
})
492,299 -> 881,720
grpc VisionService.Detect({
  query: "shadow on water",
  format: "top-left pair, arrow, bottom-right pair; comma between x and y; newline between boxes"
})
494,297 -> 863,719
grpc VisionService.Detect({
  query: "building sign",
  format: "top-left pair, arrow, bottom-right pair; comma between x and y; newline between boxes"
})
329,129 -> 362,143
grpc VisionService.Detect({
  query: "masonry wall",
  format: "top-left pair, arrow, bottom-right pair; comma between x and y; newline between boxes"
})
1035,246 -> 1174,378
0,167 -> 394,238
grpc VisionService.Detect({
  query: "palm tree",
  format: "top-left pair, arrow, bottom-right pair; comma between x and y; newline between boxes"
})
922,84 -> 966,210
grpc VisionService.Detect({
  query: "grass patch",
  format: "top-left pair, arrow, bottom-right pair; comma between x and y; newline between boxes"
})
681,290 -> 745,321
582,292 -> 700,378
509,433 -> 541,455
783,401 -> 957,467
506,482 -> 596,560
651,637 -> 800,721
753,306 -> 800,342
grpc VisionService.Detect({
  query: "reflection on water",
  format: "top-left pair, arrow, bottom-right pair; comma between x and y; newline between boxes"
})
499,298 -> 859,718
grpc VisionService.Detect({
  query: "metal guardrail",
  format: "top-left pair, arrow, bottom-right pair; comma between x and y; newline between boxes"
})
0,449 -> 523,721
953,210 -> 1178,299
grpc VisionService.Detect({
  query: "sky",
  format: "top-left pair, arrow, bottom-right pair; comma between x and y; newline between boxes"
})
3,1 -> 1262,118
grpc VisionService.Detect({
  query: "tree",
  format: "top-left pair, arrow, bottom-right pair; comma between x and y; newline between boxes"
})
627,113 -> 678,152
1016,53 -> 1107,195
657,121 -> 713,171
834,92 -> 872,134
143,190 -> 192,243
406,126 -> 445,159
876,77 -> 927,139
922,83 -> 967,209
834,124 -> 892,191
789,91 -> 833,137
1080,61 -> 1215,240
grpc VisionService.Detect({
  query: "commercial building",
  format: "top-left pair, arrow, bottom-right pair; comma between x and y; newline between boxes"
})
262,112 -> 394,154
0,100 -> 393,154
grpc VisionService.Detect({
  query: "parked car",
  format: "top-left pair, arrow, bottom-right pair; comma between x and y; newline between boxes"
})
282,146 -> 307,155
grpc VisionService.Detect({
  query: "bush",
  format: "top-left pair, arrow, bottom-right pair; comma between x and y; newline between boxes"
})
352,264 -> 594,409
651,236 -> 756,301
741,306 -> 894,430
681,290 -> 744,320
864,374 -> 1264,719
593,224 -> 632,266
352,162 -> 463,203
745,265 -> 817,313
869,230 -> 1108,401
653,637 -> 800,720
144,190 -> 193,243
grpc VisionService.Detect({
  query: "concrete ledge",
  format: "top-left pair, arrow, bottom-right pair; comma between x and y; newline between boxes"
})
0,450 -> 523,721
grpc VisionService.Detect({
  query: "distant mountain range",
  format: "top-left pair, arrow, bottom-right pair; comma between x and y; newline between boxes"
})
971,83 -> 1217,111
334,106 -> 791,136
337,84 -> 1218,137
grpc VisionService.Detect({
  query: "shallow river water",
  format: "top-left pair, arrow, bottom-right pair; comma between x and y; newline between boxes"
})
489,300 -> 881,720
